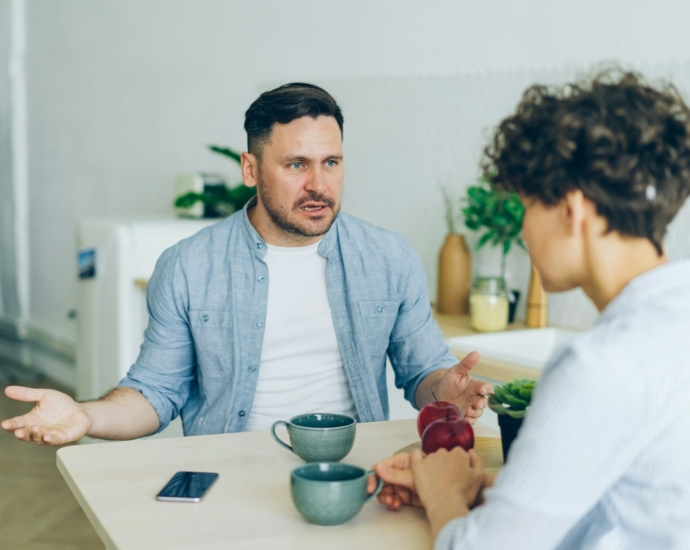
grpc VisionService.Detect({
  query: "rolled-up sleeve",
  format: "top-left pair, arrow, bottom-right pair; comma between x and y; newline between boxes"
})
387,246 -> 457,407
118,246 -> 196,433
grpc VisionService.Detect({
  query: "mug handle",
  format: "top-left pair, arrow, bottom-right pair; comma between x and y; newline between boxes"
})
271,420 -> 294,454
364,470 -> 384,502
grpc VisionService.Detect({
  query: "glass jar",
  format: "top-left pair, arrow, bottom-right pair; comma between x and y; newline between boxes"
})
470,276 -> 509,332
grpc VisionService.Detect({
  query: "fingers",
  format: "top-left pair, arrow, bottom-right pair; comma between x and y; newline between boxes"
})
4,386 -> 47,403
1,415 -> 28,431
6,423 -> 63,446
468,449 -> 483,470
377,484 -> 420,510
373,452 -> 412,485
465,400 -> 486,416
447,351 -> 481,377
409,448 -> 425,470
30,425 -> 46,445
377,484 -> 403,510
374,460 -> 415,489
366,474 -> 378,494
476,380 -> 494,397
11,427 -> 33,442
377,484 -> 395,506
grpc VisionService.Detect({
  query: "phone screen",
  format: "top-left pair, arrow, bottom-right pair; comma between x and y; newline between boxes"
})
156,471 -> 219,502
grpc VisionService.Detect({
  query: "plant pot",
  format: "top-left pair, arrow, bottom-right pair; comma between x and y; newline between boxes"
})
507,289 -> 521,324
497,414 -> 523,462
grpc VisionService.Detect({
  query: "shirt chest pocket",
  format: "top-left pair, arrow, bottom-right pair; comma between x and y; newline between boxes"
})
358,300 -> 399,347
189,310 -> 233,377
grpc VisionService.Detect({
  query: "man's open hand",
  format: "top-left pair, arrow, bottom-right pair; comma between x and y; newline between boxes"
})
438,352 -> 493,424
1,386 -> 91,446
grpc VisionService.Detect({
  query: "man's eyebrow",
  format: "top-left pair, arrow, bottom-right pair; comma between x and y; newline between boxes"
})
280,154 -> 343,163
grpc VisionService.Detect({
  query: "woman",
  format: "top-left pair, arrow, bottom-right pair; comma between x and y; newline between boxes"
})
372,70 -> 690,549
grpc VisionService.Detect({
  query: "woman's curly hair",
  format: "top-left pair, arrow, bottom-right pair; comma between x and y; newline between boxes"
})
483,69 -> 690,255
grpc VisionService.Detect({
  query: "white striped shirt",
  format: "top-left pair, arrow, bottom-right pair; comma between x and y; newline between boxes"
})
437,259 -> 690,549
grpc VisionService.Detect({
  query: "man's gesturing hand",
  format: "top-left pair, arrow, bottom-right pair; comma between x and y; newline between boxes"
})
1,386 -> 91,446
438,352 -> 493,424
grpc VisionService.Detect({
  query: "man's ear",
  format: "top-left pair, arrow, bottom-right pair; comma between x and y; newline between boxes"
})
241,152 -> 259,188
563,190 -> 587,236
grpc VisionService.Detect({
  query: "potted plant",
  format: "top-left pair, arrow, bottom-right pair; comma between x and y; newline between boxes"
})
461,174 -> 525,323
488,378 -> 535,461
174,145 -> 256,218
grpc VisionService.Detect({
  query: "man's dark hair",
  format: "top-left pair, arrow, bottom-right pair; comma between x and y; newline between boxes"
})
483,69 -> 690,255
244,82 -> 344,160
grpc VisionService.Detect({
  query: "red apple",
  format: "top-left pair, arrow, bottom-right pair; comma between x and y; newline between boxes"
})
417,399 -> 462,438
421,412 -> 474,454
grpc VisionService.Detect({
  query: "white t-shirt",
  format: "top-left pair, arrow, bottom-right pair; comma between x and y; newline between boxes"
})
244,240 -> 358,431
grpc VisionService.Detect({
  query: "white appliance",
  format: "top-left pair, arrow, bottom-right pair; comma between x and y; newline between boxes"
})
76,216 -> 216,437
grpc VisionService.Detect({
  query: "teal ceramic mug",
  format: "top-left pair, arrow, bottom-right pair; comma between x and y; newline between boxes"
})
291,462 -> 383,526
271,413 -> 356,463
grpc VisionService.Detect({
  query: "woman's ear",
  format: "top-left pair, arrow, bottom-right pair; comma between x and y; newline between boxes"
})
563,190 -> 587,236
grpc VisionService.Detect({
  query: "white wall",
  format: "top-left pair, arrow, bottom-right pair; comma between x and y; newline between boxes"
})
3,0 -> 690,381
0,1 -> 17,320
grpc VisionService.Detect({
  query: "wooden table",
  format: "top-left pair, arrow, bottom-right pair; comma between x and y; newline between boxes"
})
57,419 -> 501,549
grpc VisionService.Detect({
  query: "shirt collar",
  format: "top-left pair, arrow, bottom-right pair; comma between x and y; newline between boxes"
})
599,258 -> 690,321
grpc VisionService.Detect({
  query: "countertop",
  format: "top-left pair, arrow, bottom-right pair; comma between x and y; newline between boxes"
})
432,309 -> 541,383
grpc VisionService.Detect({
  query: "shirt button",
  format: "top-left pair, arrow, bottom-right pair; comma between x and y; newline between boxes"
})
254,322 -> 262,328
256,243 -> 263,249
257,276 -> 265,283
202,314 -> 209,322
239,410 -> 246,417
248,366 -> 257,372
377,305 -> 384,313
339,318 -> 344,327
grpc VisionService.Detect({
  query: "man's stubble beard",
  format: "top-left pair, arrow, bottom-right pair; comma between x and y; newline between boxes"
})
256,171 -> 341,239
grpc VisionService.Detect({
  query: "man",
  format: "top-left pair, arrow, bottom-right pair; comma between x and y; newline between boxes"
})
2,83 -> 490,445
372,70 -> 690,548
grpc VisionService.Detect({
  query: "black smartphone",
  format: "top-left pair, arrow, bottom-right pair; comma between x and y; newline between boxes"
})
155,471 -> 219,503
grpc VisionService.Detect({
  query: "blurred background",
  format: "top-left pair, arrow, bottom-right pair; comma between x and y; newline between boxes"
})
3,0 -> 690,395
3,1 -> 690,547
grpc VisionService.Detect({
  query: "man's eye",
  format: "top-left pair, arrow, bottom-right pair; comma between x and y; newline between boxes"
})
291,162 -> 303,169
326,160 -> 337,167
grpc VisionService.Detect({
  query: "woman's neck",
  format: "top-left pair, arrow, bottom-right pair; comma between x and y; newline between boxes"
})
581,232 -> 668,311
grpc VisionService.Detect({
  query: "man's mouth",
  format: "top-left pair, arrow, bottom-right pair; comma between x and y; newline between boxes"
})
298,202 -> 329,212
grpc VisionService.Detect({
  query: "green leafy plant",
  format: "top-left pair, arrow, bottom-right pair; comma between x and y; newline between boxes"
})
461,174 -> 525,278
488,378 -> 536,419
174,145 -> 256,217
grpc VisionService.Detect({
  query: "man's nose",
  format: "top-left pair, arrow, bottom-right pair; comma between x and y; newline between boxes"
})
304,165 -> 328,194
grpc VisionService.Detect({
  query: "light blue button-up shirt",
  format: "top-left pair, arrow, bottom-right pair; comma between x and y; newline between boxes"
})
436,259 -> 690,549
119,200 -> 457,435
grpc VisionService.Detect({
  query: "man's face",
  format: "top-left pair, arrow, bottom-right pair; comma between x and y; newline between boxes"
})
245,116 -> 344,244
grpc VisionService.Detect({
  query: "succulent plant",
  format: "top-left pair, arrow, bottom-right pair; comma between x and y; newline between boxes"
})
488,378 -> 536,419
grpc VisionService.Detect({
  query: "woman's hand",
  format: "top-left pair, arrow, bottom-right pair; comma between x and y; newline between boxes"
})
410,447 -> 485,540
371,452 -> 423,510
